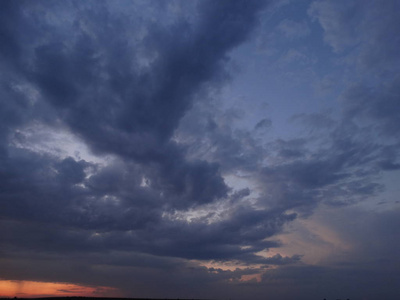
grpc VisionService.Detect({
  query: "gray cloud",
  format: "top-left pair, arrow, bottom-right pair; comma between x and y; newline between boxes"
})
308,0 -> 364,52
0,0 -> 399,299
0,0 -> 291,273
255,118 -> 272,130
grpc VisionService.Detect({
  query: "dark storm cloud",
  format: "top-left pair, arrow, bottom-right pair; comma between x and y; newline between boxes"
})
0,0 -> 296,278
5,205 -> 399,300
22,0 -> 266,159
0,0 -> 267,216
0,242 -> 301,299
1,140 -> 290,264
26,0 -> 267,207
1,0 -> 398,298
0,193 -> 294,263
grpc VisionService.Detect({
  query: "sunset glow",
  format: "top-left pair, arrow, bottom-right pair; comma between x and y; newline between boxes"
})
0,280 -> 120,298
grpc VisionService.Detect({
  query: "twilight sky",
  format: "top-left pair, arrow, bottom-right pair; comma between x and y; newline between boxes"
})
0,1 -> 399,299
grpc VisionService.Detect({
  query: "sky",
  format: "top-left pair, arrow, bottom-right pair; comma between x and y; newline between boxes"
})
0,0 -> 399,299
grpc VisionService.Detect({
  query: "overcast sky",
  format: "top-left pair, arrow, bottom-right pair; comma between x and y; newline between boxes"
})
0,1 -> 399,299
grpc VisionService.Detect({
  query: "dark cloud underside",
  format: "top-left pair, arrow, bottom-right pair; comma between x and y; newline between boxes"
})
1,0 -> 400,299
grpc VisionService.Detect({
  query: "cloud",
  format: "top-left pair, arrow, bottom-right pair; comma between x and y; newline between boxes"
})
307,3 -> 400,191
343,78 -> 400,137
0,1 -> 399,299
308,0 -> 364,52
277,19 -> 311,39
255,118 -> 272,130
0,0 -> 270,219
308,0 -> 400,171
0,0 -> 295,274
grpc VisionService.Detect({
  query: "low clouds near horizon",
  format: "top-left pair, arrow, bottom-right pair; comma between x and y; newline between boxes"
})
0,1 -> 399,300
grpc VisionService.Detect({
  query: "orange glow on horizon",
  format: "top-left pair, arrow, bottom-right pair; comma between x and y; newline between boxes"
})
0,280 -> 121,298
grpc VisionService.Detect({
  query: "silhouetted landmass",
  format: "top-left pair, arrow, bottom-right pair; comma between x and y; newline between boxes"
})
0,297 -> 209,300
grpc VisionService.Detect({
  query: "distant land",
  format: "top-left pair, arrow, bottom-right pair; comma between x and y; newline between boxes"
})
0,297 -> 208,300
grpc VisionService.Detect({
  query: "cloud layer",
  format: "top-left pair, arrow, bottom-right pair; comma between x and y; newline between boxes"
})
0,1 -> 399,299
